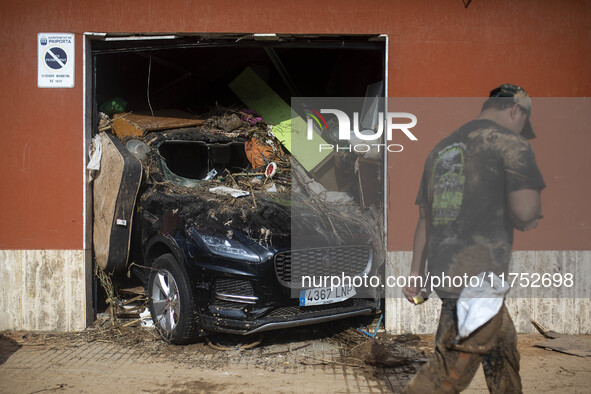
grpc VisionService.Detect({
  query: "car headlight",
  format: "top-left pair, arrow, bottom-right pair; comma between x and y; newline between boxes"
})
201,234 -> 260,263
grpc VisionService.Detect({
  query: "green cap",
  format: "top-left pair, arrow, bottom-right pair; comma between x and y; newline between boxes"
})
489,84 -> 536,139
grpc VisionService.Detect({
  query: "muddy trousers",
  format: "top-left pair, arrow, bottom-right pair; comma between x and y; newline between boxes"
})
402,299 -> 521,394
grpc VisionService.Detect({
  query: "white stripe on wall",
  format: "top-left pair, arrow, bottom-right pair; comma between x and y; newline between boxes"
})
385,251 -> 591,334
0,249 -> 90,331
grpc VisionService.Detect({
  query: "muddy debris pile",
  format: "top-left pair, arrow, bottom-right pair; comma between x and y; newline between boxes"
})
109,107 -> 291,194
90,106 -> 295,239
93,105 -> 383,244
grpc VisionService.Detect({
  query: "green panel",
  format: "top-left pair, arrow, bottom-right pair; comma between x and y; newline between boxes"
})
229,67 -> 331,171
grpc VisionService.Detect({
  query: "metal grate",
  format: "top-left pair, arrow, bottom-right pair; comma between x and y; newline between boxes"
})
274,246 -> 372,288
215,278 -> 254,296
209,299 -> 244,310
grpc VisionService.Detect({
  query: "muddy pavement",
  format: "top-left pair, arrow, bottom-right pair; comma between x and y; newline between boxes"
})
0,316 -> 427,393
2,318 -> 591,393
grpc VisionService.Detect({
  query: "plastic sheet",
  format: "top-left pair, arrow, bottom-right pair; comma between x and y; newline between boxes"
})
456,272 -> 510,340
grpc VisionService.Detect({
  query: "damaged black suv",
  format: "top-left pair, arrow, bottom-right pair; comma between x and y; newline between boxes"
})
92,112 -> 384,344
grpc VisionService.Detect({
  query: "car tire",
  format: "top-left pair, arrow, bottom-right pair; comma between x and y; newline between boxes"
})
148,253 -> 198,344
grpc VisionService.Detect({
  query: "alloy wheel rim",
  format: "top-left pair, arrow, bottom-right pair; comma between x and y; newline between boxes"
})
151,269 -> 181,333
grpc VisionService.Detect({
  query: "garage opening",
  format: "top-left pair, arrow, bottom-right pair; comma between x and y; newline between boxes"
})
85,33 -> 387,321
90,34 -> 386,116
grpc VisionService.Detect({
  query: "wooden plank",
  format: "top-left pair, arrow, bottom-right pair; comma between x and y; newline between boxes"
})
535,336 -> 591,357
112,113 -> 204,139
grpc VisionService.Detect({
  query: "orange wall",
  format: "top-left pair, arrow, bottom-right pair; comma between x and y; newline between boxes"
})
0,0 -> 589,250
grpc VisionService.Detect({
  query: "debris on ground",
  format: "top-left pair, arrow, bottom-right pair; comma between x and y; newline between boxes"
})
84,315 -> 161,346
1,319 -> 433,393
323,322 -> 427,371
531,320 -> 591,357
95,268 -> 148,325
2,316 -> 428,374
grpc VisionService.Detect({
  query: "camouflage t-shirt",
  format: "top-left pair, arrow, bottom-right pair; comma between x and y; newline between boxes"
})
416,119 -> 545,296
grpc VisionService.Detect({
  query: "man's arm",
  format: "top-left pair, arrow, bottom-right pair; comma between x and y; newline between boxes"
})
402,205 -> 431,302
508,189 -> 542,231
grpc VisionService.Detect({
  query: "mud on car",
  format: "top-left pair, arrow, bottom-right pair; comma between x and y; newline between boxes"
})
91,110 -> 385,344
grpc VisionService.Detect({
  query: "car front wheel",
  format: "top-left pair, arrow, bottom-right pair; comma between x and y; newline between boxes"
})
148,253 -> 198,344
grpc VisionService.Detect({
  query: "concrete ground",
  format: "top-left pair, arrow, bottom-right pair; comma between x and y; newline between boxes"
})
0,320 -> 589,393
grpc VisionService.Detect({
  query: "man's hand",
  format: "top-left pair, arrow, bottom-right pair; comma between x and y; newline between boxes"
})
402,272 -> 428,305
405,205 -> 431,305
517,218 -> 539,231
402,282 -> 419,304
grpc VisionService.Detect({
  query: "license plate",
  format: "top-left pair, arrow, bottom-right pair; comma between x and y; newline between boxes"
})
299,285 -> 356,306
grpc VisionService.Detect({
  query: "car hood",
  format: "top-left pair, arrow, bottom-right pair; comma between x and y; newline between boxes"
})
143,184 -> 381,252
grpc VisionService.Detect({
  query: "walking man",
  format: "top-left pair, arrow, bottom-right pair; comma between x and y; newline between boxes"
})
402,84 -> 545,393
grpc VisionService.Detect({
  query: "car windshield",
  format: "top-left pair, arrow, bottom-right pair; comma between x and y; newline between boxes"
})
158,141 -> 250,187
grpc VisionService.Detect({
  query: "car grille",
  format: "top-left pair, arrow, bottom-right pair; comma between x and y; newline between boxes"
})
265,298 -> 372,318
274,245 -> 372,288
